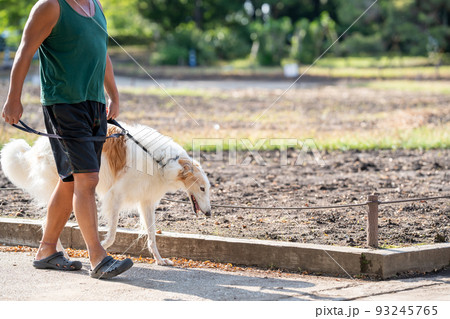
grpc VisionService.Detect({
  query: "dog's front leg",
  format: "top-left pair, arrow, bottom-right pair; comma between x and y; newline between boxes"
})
139,202 -> 173,266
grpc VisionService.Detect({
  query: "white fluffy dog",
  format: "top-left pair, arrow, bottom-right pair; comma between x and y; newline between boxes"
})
1,122 -> 211,265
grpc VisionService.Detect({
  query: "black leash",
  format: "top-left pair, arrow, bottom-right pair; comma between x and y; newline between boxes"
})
107,119 -> 151,155
12,119 -> 125,142
108,119 -> 180,168
12,119 -> 179,168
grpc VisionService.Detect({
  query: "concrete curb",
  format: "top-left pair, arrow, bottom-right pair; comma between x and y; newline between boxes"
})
0,217 -> 449,279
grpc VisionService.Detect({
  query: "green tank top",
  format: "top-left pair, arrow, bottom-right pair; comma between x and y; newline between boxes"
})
39,0 -> 108,106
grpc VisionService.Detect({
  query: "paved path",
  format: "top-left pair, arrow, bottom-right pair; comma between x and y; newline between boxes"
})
114,75 -> 324,90
1,251 -> 449,301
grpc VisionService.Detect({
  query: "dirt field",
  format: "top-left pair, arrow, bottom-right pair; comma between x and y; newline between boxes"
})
1,148 -> 449,248
0,79 -> 448,248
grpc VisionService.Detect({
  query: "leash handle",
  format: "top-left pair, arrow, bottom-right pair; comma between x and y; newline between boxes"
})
13,120 -> 62,139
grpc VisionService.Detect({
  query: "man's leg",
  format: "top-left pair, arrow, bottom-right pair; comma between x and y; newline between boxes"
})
35,179 -> 74,260
72,172 -> 107,268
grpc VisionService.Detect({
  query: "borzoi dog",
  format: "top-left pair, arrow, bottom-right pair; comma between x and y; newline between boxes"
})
1,122 -> 211,265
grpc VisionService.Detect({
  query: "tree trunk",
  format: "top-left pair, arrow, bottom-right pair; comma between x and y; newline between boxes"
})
194,0 -> 203,29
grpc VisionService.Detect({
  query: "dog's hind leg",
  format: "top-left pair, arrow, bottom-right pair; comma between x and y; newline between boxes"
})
99,189 -> 121,250
139,201 -> 173,266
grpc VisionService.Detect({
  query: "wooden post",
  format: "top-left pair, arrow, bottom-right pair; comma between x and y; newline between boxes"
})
367,194 -> 379,248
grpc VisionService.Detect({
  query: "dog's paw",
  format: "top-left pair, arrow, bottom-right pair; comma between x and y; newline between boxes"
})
156,258 -> 174,266
100,239 -> 113,249
62,250 -> 70,259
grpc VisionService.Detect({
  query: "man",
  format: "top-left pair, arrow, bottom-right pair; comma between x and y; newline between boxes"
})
2,0 -> 133,279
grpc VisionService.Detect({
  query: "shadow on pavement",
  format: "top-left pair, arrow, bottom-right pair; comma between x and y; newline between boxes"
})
108,263 -> 341,301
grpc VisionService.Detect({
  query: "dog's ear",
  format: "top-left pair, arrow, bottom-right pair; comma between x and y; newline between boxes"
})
178,158 -> 193,179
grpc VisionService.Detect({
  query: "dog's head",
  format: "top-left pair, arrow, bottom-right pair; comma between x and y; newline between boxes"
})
177,157 -> 211,216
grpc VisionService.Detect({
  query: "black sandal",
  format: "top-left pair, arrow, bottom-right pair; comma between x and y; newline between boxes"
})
33,251 -> 82,271
90,256 -> 133,279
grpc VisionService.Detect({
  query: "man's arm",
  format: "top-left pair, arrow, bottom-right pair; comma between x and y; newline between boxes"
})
104,54 -> 119,120
2,0 -> 59,125
94,0 -> 119,120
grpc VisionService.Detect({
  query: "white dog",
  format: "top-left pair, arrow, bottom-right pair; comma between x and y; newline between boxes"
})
1,122 -> 211,265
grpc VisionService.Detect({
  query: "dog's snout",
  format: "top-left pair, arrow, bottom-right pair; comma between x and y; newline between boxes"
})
204,210 -> 211,217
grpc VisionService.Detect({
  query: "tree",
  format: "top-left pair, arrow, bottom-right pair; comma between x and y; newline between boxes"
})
247,0 -> 339,22
250,17 -> 292,65
0,0 -> 34,30
415,0 -> 450,52
137,0 -> 243,30
0,0 -> 35,46
290,12 -> 338,63
102,0 -> 156,44
335,0 -> 382,36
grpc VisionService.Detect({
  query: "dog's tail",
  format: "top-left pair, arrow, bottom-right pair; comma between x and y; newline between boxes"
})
1,138 -> 59,204
1,139 -> 33,190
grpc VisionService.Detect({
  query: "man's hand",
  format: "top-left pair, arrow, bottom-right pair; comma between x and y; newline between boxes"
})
2,99 -> 23,125
106,98 -> 119,120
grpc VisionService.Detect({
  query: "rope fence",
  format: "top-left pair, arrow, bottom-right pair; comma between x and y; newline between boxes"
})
162,198 -> 369,210
162,194 -> 449,248
162,195 -> 449,210
1,186 -> 449,248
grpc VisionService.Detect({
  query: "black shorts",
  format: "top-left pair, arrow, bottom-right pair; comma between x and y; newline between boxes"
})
43,101 -> 107,182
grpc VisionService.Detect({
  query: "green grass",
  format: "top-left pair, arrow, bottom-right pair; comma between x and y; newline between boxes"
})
222,56 -> 450,79
303,65 -> 450,79
177,125 -> 449,152
315,56 -> 434,68
2,125 -> 447,153
228,55 -> 439,69
316,126 -> 450,151
352,80 -> 450,94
